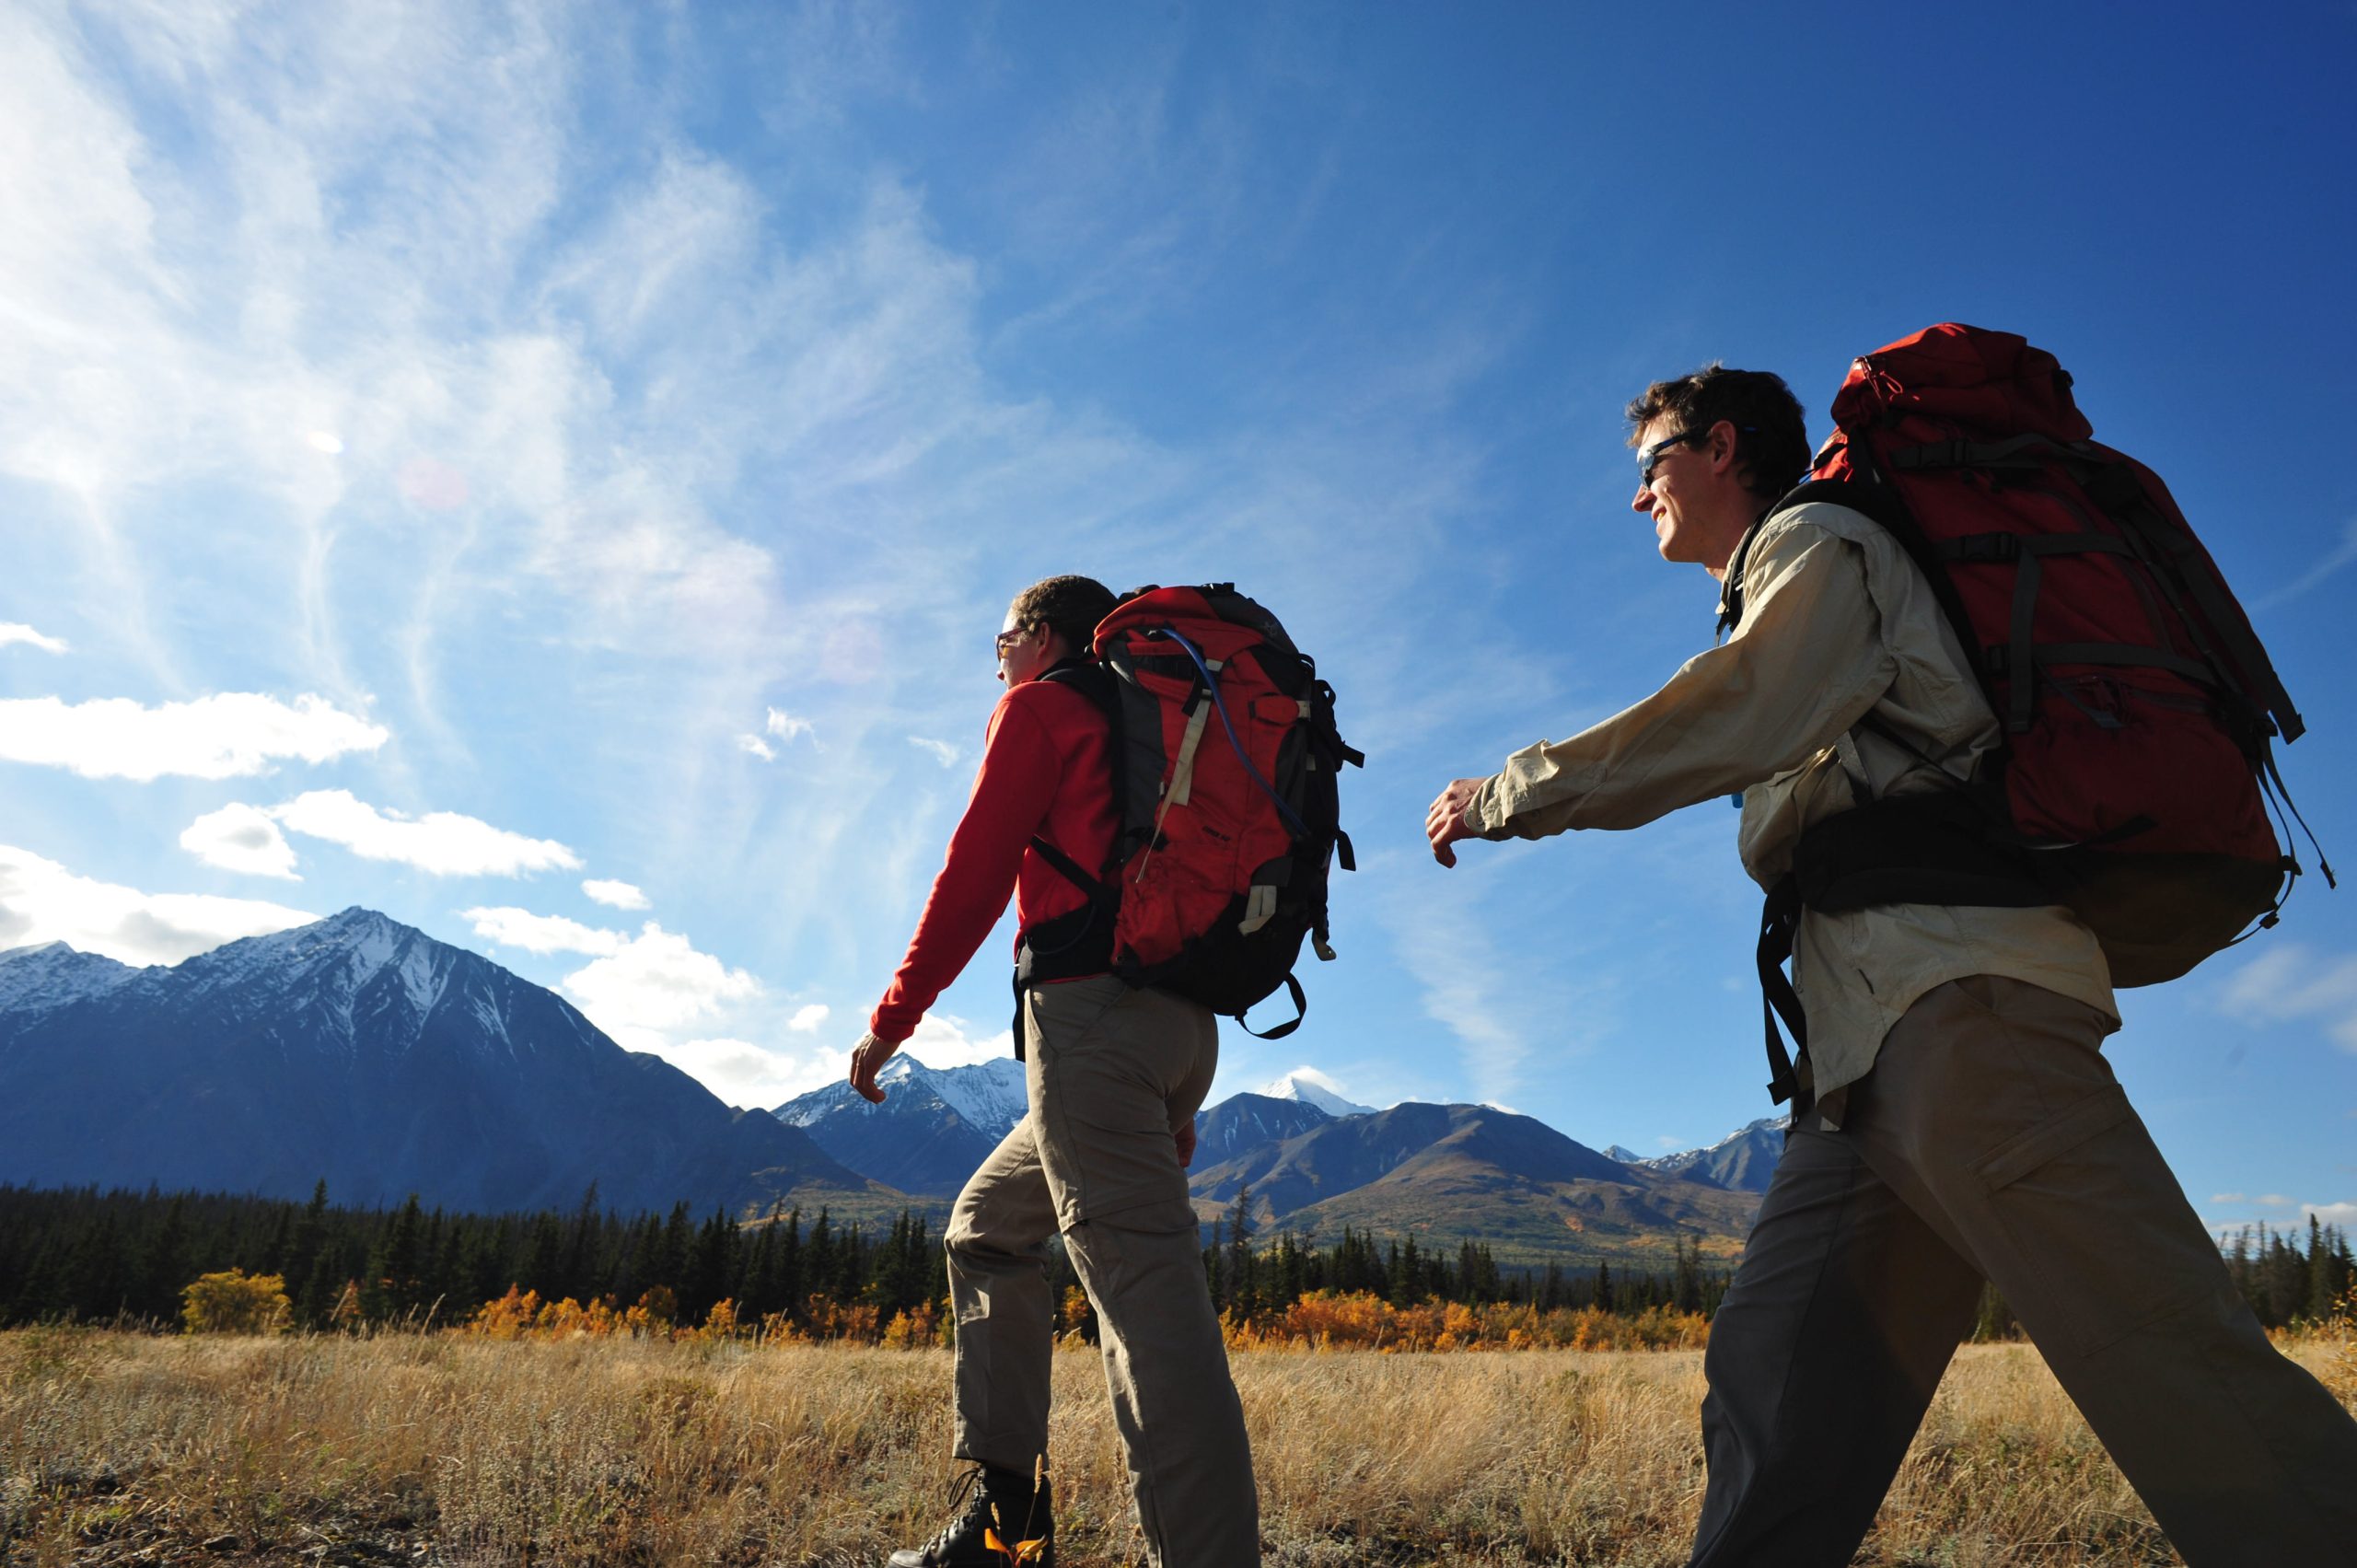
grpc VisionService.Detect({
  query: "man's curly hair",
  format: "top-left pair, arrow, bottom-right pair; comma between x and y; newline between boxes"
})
1625,365 -> 1812,503
1008,575 -> 1118,657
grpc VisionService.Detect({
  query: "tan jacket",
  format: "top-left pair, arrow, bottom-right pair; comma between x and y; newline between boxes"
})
1466,500 -> 2118,1103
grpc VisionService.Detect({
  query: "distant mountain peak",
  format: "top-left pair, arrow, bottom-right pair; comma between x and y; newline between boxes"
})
0,939 -> 77,961
770,1051 -> 1028,1197
1259,1070 -> 1376,1119
1633,1115 -> 1790,1194
0,939 -> 138,1015
0,905 -> 869,1215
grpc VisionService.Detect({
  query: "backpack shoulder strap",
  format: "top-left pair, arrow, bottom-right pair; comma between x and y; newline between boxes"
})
1030,658 -> 1129,899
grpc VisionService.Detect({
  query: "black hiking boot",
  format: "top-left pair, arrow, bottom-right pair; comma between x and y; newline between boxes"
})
888,1463 -> 1054,1568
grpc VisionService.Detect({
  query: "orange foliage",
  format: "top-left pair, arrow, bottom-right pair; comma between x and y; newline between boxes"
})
1223,1291 -> 1711,1353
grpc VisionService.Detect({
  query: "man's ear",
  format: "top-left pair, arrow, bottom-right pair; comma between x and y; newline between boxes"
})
1705,419 -> 1743,476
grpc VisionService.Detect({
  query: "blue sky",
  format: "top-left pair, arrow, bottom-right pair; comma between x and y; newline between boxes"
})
4,2 -> 2352,1238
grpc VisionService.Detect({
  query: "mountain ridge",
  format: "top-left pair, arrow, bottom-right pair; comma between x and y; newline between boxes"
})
0,909 -> 892,1219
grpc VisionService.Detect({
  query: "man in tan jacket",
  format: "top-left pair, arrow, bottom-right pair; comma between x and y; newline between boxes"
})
1425,366 -> 2357,1566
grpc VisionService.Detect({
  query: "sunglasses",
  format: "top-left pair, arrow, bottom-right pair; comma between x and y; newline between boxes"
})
993,626 -> 1035,656
1638,424 -> 1756,486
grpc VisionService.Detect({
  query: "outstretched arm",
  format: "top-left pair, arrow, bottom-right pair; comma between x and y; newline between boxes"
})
1434,517 -> 1898,855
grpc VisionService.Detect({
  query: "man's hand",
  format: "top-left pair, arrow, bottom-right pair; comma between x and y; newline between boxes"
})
1173,1118 -> 1198,1169
849,1031 -> 899,1103
1425,777 -> 1491,868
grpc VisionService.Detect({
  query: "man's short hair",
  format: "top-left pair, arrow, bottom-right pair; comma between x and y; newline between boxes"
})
1010,575 -> 1118,657
1625,366 -> 1812,503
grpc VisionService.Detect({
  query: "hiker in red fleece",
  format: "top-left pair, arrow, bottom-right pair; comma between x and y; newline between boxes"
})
850,575 -> 1260,1568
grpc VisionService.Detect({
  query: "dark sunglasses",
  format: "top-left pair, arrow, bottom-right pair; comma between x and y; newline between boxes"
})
1638,424 -> 1756,486
993,625 -> 1035,656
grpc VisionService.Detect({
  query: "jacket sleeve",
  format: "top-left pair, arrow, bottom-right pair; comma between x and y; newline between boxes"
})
869,697 -> 1062,1042
1466,518 -> 1899,839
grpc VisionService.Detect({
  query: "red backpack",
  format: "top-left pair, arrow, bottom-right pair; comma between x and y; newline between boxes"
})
1021,585 -> 1361,1039
1740,325 -> 2328,1103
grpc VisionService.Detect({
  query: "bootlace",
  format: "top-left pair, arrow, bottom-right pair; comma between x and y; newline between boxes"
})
920,1465 -> 993,1554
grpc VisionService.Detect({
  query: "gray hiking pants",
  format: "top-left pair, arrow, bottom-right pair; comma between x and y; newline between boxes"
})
1689,974 -> 2357,1567
945,975 -> 1259,1567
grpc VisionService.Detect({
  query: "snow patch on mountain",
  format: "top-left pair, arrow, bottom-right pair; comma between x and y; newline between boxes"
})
922,1056 -> 1027,1135
0,941 -> 138,1015
1635,1115 -> 1789,1169
781,1052 -> 1028,1139
1259,1070 -> 1376,1119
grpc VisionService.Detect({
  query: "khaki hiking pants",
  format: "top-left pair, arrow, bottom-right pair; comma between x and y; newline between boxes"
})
1689,974 -> 2357,1567
946,975 -> 1259,1567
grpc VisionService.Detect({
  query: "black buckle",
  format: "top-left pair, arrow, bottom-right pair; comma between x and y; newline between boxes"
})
1953,531 -> 2020,563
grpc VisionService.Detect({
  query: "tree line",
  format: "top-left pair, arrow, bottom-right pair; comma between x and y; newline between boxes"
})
0,1181 -> 946,1332
1202,1184 -> 1733,1320
1,1182 -> 2346,1338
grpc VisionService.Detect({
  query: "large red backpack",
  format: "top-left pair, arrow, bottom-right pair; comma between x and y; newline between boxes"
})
1023,585 -> 1361,1039
1741,325 -> 2328,1102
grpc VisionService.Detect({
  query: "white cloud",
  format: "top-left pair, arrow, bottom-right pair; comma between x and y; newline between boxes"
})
562,923 -> 762,1044
0,693 -> 387,781
765,709 -> 815,745
0,623 -> 67,654
636,1036 -> 834,1111
2258,517 -> 2357,609
737,733 -> 777,761
2212,1191 -> 2248,1203
904,1009 -> 1016,1068
582,878 -> 650,910
0,842 -> 314,966
179,804 -> 300,879
1655,1134 -> 1683,1150
273,789 -> 581,877
2218,944 -> 2357,1052
462,906 -> 624,957
908,736 -> 960,769
2305,1202 -> 2357,1228
788,1003 -> 830,1032
1279,1065 -> 1351,1098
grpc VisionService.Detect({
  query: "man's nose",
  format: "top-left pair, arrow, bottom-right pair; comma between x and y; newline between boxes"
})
1631,482 -> 1655,513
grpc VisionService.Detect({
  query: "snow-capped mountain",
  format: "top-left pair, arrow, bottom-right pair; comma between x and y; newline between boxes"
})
0,941 -> 138,1018
1258,1071 -> 1376,1119
773,1054 -> 1029,1197
0,909 -> 878,1217
1604,1144 -> 1646,1165
1634,1116 -> 1790,1193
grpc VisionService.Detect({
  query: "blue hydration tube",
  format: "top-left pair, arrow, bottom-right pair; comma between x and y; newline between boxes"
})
1147,627 -> 1311,840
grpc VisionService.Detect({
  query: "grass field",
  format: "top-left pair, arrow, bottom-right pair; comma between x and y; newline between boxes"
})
4,1325 -> 2350,1566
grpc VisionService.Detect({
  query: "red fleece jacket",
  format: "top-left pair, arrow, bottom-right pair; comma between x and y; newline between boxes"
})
868,677 -> 1116,1043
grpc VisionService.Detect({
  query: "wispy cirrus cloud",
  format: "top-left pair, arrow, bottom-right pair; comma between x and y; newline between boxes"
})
0,694 -> 387,782
0,842 -> 314,967
2256,517 -> 2357,610
0,623 -> 68,654
908,737 -> 961,769
273,790 -> 580,877
2218,943 -> 2357,1052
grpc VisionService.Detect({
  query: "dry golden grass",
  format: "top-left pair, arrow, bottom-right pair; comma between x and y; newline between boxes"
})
3,1325 -> 2349,1566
